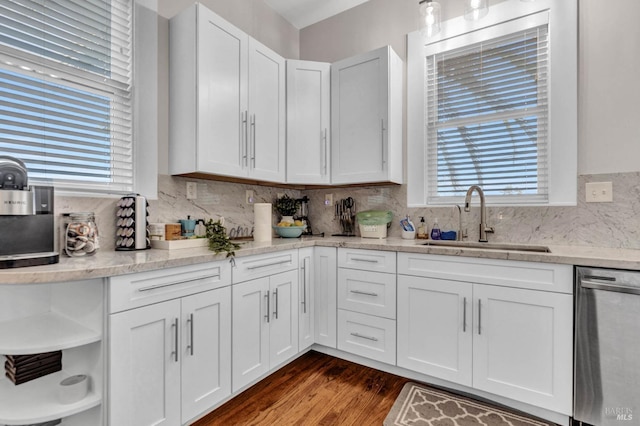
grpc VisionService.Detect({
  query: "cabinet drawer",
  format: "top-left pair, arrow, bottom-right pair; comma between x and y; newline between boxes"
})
398,252 -> 573,294
338,269 -> 396,319
233,250 -> 298,283
338,248 -> 396,273
337,309 -> 396,365
109,260 -> 231,313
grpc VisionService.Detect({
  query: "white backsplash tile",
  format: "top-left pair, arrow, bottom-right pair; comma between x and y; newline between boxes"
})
54,172 -> 640,251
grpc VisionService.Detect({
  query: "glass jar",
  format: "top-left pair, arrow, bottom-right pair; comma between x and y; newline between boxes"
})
64,212 -> 100,257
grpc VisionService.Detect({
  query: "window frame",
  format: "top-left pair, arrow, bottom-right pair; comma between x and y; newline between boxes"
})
407,0 -> 577,207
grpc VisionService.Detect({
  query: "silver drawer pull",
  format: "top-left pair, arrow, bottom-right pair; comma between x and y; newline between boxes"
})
350,332 -> 378,342
246,259 -> 291,270
350,257 -> 378,263
138,275 -> 220,292
350,289 -> 379,297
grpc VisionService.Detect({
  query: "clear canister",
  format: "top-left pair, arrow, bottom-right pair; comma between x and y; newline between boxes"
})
64,212 -> 100,257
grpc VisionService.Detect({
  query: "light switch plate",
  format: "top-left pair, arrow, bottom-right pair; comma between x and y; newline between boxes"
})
325,193 -> 333,206
245,190 -> 254,204
186,182 -> 197,199
586,182 -> 613,203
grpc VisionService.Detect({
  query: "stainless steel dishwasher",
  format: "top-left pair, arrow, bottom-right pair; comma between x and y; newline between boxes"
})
574,267 -> 640,425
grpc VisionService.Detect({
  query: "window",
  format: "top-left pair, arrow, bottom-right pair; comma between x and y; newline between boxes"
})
427,25 -> 548,203
0,0 -> 134,194
407,1 -> 577,207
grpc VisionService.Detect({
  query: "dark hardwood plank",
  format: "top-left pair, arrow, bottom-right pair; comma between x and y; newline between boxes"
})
192,351 -> 409,426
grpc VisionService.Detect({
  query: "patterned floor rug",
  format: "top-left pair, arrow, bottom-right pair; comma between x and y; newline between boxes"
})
384,382 -> 556,426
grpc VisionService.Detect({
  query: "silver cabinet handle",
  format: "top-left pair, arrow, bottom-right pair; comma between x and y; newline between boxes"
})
137,275 -> 220,292
242,110 -> 248,167
350,257 -> 377,263
171,318 -> 179,362
187,313 -> 194,356
478,299 -> 482,335
322,128 -> 328,176
273,288 -> 279,319
381,118 -> 386,168
246,259 -> 291,270
350,289 -> 378,297
301,258 -> 308,314
463,297 -> 467,333
250,114 -> 256,167
264,291 -> 270,323
350,332 -> 378,342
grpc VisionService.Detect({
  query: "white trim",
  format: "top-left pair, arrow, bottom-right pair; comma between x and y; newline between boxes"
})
407,0 -> 577,207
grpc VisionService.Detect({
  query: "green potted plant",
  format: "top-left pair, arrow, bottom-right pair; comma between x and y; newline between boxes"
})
274,195 -> 300,223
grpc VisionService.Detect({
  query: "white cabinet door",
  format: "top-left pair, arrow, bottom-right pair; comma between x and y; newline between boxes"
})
286,60 -> 331,184
397,275 -> 473,386
181,287 -> 231,424
232,277 -> 270,392
331,46 -> 402,184
109,300 -> 181,426
170,4 -> 248,177
269,270 -> 299,367
473,285 -> 573,414
248,38 -> 285,182
298,248 -> 314,351
314,247 -> 337,348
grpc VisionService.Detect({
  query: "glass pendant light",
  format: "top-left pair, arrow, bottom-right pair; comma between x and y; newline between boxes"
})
464,0 -> 488,21
419,0 -> 441,38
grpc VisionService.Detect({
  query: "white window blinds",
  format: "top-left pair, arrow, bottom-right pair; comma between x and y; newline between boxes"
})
0,0 -> 133,193
426,23 -> 549,204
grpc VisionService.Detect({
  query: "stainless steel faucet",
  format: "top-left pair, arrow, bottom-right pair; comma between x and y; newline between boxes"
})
455,205 -> 467,241
464,185 -> 494,242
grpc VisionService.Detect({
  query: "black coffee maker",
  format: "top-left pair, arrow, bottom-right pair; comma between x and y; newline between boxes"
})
295,196 -> 312,236
0,156 -> 58,268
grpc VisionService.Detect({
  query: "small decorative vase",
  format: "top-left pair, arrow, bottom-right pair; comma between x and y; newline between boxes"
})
281,215 -> 295,224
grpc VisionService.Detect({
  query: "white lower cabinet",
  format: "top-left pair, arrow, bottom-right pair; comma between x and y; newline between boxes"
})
313,247 -> 337,347
108,261 -> 232,426
397,253 -> 573,415
298,248 -> 314,351
232,269 -> 298,392
109,287 -> 231,426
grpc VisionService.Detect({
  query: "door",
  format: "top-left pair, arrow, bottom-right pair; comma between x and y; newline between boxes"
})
197,5 -> 248,177
232,278 -> 270,392
286,60 -> 331,184
473,284 -> 573,413
109,299 -> 181,426
298,248 -> 314,351
397,275 -> 473,386
269,269 -> 299,368
248,38 -> 285,182
314,247 -> 337,347
181,287 -> 231,423
331,47 -> 389,184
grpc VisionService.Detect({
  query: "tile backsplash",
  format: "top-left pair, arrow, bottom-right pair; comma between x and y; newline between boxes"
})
56,172 -> 640,251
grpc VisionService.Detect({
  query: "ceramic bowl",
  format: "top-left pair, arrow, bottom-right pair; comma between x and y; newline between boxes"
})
273,225 -> 306,238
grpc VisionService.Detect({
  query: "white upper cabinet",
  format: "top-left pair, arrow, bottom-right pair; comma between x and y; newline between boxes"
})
169,4 -> 285,183
331,46 -> 403,185
286,60 -> 331,184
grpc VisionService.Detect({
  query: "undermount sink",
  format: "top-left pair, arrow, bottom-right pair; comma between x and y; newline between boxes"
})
419,240 -> 551,253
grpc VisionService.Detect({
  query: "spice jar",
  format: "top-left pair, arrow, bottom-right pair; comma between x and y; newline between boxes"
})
64,212 -> 100,257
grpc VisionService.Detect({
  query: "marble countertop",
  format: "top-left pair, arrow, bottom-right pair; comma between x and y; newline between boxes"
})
3,237 -> 640,284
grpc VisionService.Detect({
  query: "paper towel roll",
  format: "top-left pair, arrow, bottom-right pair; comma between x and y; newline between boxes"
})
254,203 -> 272,242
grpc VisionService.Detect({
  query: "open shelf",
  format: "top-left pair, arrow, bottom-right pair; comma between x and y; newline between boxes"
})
0,312 -> 101,355
0,369 -> 101,425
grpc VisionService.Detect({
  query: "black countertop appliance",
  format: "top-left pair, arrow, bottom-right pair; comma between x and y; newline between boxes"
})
0,156 -> 58,268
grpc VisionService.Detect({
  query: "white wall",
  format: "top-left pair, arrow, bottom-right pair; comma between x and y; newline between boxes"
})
300,0 -> 640,175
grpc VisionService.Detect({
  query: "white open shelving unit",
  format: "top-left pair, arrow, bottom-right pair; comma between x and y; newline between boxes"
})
0,279 -> 105,426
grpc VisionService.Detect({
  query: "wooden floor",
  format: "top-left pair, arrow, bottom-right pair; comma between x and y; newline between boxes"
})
192,351 -> 409,426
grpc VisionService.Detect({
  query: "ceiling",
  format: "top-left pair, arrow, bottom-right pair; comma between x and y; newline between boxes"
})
264,0 -> 372,29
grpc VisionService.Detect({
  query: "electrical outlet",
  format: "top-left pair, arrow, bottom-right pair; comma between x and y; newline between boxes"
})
186,182 -> 197,199
245,190 -> 254,204
325,193 -> 333,206
586,182 -> 613,203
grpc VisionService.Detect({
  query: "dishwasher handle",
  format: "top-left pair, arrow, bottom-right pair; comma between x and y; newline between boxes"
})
581,279 -> 640,295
